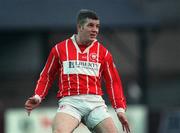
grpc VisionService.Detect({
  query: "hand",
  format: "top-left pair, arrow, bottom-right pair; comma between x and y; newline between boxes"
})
117,112 -> 130,133
25,97 -> 40,116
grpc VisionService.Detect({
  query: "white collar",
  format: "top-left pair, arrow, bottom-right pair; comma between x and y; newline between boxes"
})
71,34 -> 97,54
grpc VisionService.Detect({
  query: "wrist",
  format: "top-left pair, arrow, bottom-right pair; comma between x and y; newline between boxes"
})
115,108 -> 125,113
34,94 -> 42,103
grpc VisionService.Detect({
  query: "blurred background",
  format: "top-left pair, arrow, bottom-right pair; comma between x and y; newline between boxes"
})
0,0 -> 180,133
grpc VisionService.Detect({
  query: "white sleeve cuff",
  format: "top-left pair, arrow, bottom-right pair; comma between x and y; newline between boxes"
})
115,108 -> 125,113
34,94 -> 42,103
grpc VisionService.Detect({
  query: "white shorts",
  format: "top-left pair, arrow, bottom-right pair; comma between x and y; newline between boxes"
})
57,94 -> 111,129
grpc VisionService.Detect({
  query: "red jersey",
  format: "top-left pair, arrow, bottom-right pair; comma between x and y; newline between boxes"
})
34,35 -> 126,110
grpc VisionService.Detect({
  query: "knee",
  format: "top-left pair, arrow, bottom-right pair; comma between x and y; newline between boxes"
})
52,124 -> 63,133
53,128 -> 63,133
93,126 -> 118,133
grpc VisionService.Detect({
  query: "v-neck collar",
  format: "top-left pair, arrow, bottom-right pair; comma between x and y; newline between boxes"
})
71,34 -> 97,54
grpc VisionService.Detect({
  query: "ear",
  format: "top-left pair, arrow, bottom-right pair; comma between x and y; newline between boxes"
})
78,24 -> 84,31
77,24 -> 81,32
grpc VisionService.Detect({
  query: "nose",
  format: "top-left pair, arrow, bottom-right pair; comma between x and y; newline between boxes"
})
92,26 -> 98,33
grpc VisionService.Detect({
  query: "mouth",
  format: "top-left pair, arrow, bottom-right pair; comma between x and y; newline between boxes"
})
90,34 -> 97,39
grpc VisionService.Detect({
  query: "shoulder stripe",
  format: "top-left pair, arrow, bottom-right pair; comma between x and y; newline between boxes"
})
55,45 -> 61,64
105,50 -> 108,57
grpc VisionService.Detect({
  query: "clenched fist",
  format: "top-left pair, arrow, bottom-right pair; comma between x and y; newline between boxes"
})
25,96 -> 41,116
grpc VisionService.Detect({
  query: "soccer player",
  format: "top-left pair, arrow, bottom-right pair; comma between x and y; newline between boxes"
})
25,9 -> 130,133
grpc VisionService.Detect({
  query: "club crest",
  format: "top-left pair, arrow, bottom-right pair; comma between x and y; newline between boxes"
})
90,53 -> 97,61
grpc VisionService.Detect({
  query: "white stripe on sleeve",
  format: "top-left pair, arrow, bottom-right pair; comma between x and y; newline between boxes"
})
106,62 -> 117,108
40,55 -> 55,97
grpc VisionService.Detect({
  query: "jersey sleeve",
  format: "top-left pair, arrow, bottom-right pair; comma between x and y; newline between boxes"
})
34,46 -> 60,100
102,50 -> 127,110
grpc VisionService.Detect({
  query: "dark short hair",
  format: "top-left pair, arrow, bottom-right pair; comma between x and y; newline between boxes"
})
77,9 -> 99,26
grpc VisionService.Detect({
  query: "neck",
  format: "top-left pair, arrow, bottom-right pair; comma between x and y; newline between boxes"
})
75,34 -> 92,46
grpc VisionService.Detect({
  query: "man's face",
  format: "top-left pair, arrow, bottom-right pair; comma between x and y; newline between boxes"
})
78,18 -> 100,43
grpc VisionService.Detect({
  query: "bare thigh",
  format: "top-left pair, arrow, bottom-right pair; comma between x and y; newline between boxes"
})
93,117 -> 118,133
52,112 -> 80,133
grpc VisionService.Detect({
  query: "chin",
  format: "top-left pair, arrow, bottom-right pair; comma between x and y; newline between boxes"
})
89,37 -> 96,41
